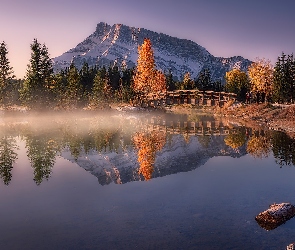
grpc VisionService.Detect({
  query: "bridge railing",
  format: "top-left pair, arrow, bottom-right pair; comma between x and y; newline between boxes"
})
144,90 -> 237,107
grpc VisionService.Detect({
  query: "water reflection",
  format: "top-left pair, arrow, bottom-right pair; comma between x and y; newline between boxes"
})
272,132 -> 295,167
25,135 -> 59,185
247,132 -> 271,159
0,135 -> 18,185
0,112 -> 295,185
224,128 -> 247,150
133,130 -> 166,180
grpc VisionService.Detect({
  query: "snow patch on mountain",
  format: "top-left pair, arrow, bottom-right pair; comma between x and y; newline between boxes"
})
61,134 -> 245,186
53,22 -> 252,81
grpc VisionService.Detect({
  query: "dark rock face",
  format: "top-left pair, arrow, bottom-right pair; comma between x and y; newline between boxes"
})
53,22 -> 252,82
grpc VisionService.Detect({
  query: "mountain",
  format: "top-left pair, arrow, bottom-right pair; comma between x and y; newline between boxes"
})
53,22 -> 252,81
62,133 -> 246,186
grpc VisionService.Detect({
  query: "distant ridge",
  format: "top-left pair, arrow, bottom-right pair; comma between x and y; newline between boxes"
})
53,22 -> 252,81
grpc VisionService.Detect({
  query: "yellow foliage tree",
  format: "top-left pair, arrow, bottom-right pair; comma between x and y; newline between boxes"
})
133,38 -> 166,103
133,130 -> 166,181
225,68 -> 249,101
248,58 -> 274,102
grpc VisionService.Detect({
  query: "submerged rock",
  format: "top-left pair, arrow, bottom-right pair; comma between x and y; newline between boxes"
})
255,203 -> 295,230
287,243 -> 295,250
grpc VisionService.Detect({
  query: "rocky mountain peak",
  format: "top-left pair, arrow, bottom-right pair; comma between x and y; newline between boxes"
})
53,22 -> 252,81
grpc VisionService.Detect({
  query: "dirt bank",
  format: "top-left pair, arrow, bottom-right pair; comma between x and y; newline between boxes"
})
219,102 -> 295,138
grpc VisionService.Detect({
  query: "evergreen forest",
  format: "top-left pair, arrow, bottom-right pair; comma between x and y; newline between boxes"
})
1,39 -> 294,110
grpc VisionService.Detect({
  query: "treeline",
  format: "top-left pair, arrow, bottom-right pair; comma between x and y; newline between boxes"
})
1,38 -> 294,109
0,38 -> 224,109
225,54 -> 295,103
0,39 -> 136,109
167,69 -> 223,92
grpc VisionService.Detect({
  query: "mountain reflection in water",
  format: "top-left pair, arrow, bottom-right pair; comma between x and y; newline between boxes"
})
0,112 -> 294,186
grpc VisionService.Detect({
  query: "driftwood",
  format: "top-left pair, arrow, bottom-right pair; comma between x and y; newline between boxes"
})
255,203 -> 295,230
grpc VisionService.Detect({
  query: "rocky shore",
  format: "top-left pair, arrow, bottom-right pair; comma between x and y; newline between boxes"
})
219,102 -> 295,138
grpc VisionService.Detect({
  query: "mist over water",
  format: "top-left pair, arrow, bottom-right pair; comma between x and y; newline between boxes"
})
1,110 -> 295,249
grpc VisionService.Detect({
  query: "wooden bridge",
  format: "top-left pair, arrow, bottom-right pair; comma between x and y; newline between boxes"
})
146,117 -> 235,136
144,90 -> 237,107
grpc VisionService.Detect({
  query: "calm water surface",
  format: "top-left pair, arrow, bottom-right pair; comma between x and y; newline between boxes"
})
0,111 -> 295,250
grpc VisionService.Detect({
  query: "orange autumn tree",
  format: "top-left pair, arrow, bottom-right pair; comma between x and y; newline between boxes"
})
133,38 -> 166,104
133,130 -> 166,181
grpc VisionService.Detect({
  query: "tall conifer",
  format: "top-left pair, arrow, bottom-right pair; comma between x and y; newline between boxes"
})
273,52 -> 295,103
0,41 -> 15,105
65,63 -> 82,109
20,39 -> 53,108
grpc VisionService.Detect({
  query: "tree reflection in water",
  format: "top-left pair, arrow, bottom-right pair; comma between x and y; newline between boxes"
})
1,114 -> 295,185
0,136 -> 18,185
246,130 -> 271,159
133,130 -> 166,181
26,137 -> 59,185
224,128 -> 247,150
272,131 -> 295,167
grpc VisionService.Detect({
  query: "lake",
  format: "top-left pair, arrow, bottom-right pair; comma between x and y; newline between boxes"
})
0,110 -> 295,250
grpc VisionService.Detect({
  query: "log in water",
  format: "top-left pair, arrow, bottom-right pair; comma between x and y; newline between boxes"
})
255,203 -> 295,230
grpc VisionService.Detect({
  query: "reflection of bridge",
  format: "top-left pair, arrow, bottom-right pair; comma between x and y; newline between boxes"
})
147,117 -> 238,136
145,90 -> 237,107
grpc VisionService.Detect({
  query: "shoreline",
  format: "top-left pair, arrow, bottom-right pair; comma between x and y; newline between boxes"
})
215,102 -> 295,138
161,102 -> 295,138
1,102 -> 294,138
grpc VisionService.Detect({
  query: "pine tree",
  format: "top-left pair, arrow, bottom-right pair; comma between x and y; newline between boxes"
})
212,79 -> 223,92
40,44 -> 53,87
0,41 -> 15,105
121,67 -> 131,87
165,70 -> 176,91
196,69 -> 213,91
116,67 -> 134,103
19,39 -> 53,109
52,69 -> 68,108
273,54 -> 286,103
108,64 -> 121,91
290,54 -> 295,103
90,70 -> 105,108
79,62 -> 94,103
89,68 -> 112,109
133,38 -> 166,103
64,63 -> 82,109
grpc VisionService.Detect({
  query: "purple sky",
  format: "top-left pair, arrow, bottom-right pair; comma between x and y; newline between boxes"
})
1,0 -> 295,78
